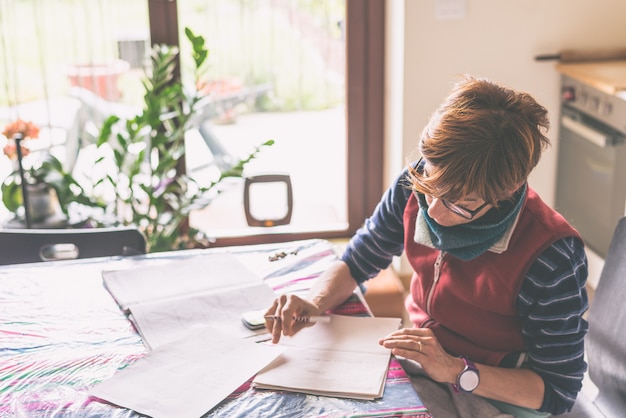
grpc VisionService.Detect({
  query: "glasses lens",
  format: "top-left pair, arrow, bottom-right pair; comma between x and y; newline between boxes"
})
442,200 -> 472,219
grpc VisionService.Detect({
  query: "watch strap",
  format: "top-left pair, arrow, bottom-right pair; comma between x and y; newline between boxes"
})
452,356 -> 479,393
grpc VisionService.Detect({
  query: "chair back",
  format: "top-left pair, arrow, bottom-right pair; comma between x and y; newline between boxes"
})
585,216 -> 626,414
0,227 -> 146,266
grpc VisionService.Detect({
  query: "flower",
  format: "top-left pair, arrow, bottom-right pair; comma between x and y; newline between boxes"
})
3,142 -> 30,159
2,119 -> 40,139
1,119 -> 104,218
2,119 -> 39,160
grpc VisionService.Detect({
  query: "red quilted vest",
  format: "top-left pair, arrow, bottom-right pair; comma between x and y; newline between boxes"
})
403,188 -> 582,366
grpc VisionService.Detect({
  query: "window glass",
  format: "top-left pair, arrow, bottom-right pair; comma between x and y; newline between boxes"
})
0,0 -> 347,240
0,0 -> 149,221
177,0 -> 348,238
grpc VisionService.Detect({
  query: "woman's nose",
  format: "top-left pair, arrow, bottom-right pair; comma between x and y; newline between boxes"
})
427,197 -> 448,219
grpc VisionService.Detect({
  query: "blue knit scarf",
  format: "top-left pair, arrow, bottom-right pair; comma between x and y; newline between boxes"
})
413,184 -> 527,261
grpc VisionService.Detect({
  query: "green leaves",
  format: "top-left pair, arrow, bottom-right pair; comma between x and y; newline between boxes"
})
185,27 -> 209,71
219,139 -> 275,180
1,177 -> 22,213
92,27 -> 272,252
1,153 -> 104,217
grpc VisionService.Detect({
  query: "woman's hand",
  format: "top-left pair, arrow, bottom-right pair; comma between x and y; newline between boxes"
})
265,294 -> 321,344
379,327 -> 462,384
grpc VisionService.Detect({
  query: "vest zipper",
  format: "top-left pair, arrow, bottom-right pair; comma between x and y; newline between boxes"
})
426,251 -> 444,316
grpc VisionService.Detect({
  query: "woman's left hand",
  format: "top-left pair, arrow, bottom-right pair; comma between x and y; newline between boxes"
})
379,327 -> 461,384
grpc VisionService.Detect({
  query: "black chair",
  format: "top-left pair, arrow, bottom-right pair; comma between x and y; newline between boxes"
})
564,216 -> 626,417
0,227 -> 146,266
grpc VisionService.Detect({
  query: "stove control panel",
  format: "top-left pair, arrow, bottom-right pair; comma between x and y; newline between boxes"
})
561,75 -> 626,135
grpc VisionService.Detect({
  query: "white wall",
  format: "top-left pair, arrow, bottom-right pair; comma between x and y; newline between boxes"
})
387,0 -> 626,207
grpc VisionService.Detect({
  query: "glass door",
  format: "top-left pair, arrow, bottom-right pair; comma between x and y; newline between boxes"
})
175,0 -> 348,239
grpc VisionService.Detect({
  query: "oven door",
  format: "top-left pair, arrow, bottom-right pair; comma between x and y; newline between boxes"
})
555,106 -> 626,258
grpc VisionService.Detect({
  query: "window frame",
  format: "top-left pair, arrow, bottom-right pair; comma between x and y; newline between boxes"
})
147,0 -> 385,247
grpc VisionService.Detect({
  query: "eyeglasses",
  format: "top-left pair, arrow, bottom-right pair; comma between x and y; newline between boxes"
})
416,157 -> 490,220
441,199 -> 490,220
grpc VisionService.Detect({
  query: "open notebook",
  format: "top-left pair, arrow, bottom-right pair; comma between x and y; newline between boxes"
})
102,253 -> 276,349
253,314 -> 402,400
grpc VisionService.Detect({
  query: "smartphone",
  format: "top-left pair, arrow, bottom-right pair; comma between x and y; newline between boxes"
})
241,309 -> 267,330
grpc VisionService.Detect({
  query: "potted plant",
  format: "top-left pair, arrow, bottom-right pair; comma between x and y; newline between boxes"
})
90,28 -> 273,252
1,120 -> 104,225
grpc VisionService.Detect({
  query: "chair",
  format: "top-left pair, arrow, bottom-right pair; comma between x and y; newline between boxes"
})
66,87 -> 139,170
68,84 -> 272,175
564,216 -> 626,417
69,86 -> 291,228
0,227 -> 146,266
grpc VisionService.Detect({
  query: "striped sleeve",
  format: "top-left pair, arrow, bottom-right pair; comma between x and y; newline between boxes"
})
517,236 -> 589,415
340,168 -> 413,283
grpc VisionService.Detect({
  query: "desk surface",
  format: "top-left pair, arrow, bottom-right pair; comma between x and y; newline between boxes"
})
0,239 -> 431,417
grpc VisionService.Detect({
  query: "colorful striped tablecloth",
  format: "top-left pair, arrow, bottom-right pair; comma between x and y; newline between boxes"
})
0,239 -> 431,417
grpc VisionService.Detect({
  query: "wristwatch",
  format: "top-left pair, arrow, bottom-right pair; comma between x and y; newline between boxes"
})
452,356 -> 480,393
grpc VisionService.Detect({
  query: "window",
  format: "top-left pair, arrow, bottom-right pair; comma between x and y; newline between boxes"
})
0,0 -> 384,247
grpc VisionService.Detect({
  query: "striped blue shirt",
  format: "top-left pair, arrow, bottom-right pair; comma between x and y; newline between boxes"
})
341,168 -> 589,415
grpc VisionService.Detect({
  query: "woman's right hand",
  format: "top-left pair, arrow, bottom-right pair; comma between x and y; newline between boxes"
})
264,294 -> 321,344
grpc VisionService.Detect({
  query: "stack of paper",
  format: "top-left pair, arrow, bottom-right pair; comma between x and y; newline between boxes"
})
94,252 -> 401,416
253,314 -> 401,400
92,253 -> 284,416
90,326 -> 285,418
102,253 -> 276,349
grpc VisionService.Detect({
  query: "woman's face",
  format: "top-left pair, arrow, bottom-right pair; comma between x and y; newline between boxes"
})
423,194 -> 491,227
421,159 -> 492,227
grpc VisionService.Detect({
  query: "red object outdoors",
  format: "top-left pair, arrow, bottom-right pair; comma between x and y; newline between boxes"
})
67,60 -> 130,101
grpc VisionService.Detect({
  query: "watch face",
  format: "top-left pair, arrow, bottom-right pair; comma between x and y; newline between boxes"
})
459,370 -> 480,392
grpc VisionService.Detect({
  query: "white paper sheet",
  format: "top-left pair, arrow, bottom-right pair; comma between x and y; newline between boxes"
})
253,346 -> 390,399
129,282 -> 276,349
90,326 -> 284,418
102,253 -> 261,311
253,314 -> 401,400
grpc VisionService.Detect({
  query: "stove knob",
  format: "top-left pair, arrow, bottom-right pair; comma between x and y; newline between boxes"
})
589,96 -> 600,112
562,86 -> 576,102
600,101 -> 613,116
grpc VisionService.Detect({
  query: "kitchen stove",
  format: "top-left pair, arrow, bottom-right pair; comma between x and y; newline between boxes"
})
556,72 -> 626,258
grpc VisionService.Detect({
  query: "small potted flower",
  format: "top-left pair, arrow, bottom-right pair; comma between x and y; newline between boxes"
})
1,119 -> 104,226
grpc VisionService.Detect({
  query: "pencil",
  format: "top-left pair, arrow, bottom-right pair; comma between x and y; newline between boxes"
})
264,315 -> 331,323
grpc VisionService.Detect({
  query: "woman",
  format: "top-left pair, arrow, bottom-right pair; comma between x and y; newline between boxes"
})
265,75 -> 588,417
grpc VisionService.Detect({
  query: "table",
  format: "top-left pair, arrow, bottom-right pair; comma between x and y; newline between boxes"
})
0,239 -> 431,417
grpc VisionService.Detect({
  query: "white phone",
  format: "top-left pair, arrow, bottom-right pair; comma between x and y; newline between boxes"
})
241,309 -> 267,330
